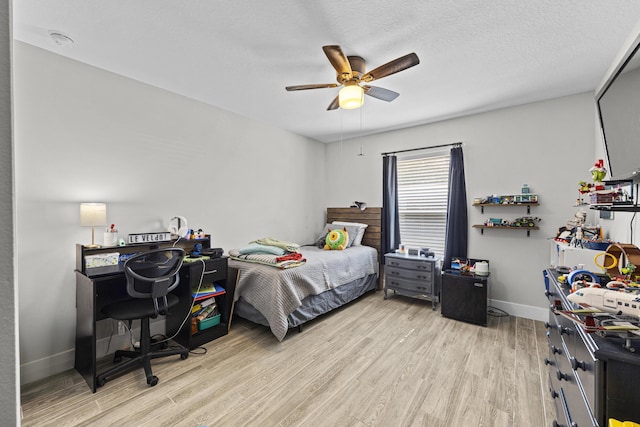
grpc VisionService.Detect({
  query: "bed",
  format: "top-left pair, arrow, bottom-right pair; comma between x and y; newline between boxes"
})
229,207 -> 382,341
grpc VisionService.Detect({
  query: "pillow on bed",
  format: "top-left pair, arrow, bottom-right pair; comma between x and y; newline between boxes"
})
325,227 -> 349,250
238,243 -> 286,256
332,221 -> 368,246
315,223 -> 358,248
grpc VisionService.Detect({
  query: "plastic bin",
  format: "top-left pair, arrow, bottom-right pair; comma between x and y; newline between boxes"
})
198,314 -> 221,331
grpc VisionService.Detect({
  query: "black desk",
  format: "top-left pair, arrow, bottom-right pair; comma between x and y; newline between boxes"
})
74,238 -> 230,393
74,264 -> 193,392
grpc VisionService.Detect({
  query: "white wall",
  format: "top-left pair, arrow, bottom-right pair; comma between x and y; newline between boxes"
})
13,42 -> 327,384
326,93 -> 597,319
1,0 -> 18,423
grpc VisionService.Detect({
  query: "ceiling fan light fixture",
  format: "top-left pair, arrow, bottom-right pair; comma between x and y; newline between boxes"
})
339,85 -> 364,109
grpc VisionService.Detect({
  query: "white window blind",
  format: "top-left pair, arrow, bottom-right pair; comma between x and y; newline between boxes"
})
397,153 -> 450,257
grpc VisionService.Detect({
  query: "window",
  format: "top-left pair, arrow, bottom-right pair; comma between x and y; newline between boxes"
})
396,152 -> 450,258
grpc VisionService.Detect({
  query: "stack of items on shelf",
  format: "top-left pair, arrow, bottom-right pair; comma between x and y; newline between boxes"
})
191,283 -> 225,332
553,209 -> 613,249
577,159 -> 634,206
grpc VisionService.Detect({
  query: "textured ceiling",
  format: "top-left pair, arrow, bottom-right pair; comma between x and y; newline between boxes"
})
12,1 -> 640,143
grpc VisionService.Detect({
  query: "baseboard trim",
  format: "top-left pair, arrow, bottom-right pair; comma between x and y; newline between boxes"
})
20,349 -> 74,386
489,299 -> 547,322
20,333 -> 135,386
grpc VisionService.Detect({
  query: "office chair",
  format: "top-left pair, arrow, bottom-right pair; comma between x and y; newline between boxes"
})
96,248 -> 189,388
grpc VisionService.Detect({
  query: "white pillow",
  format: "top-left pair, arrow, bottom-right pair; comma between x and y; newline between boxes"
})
332,221 -> 368,246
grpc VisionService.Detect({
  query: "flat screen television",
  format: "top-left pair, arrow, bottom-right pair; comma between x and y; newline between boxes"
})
597,30 -> 640,182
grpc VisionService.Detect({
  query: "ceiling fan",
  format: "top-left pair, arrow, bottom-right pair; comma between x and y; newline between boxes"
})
285,45 -> 420,110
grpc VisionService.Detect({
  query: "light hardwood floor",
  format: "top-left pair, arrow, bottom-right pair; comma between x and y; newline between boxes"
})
21,292 -> 554,426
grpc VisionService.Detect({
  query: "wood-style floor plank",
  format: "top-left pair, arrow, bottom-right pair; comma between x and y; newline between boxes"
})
21,291 -> 553,426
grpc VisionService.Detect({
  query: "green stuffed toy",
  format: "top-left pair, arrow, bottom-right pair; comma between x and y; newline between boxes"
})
324,227 -> 349,250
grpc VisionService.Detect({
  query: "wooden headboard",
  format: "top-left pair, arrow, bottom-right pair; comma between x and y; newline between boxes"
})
326,207 -> 382,258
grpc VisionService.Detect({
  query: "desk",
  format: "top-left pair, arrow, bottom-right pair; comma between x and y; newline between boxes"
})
74,239 -> 235,392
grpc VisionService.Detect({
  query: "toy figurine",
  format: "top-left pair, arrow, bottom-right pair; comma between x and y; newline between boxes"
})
590,159 -> 607,186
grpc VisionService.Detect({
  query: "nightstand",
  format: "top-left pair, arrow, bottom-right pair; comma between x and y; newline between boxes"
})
383,253 -> 441,309
441,270 -> 489,326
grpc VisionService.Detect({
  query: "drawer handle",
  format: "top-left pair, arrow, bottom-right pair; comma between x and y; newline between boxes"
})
549,387 -> 558,400
545,289 -> 554,297
550,345 -> 562,355
544,322 -> 551,330
557,325 -> 572,336
556,369 -> 569,381
391,271 -> 400,276
570,357 -> 586,371
543,357 -> 554,366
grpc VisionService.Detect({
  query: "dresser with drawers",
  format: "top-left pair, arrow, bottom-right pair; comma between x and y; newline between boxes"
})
544,269 -> 640,426
383,253 -> 441,309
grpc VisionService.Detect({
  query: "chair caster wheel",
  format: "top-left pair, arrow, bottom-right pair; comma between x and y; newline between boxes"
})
147,375 -> 158,386
160,342 -> 168,350
98,378 -> 107,387
113,355 -> 122,363
181,352 -> 189,360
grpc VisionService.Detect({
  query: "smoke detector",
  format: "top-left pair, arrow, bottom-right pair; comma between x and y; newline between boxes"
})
48,31 -> 74,46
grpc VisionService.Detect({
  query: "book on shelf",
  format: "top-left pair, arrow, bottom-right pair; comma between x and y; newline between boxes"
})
194,304 -> 219,321
191,283 -> 225,300
190,296 -> 217,314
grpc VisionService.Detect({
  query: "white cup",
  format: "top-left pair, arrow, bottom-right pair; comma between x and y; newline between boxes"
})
103,232 -> 118,246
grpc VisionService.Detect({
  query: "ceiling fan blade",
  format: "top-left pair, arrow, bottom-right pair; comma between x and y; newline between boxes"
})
286,83 -> 339,91
322,45 -> 353,81
327,96 -> 340,111
361,52 -> 420,82
363,85 -> 400,102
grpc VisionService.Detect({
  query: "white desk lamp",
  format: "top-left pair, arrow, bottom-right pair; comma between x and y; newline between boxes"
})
80,202 -> 107,248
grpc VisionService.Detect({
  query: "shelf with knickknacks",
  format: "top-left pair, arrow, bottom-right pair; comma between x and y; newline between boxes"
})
472,185 -> 541,237
579,159 -> 636,212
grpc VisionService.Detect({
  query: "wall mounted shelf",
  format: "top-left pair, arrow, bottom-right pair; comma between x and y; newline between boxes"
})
472,202 -> 539,214
589,204 -> 640,212
472,224 -> 539,237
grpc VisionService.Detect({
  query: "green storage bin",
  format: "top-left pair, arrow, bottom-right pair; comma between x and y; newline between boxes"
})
198,314 -> 221,331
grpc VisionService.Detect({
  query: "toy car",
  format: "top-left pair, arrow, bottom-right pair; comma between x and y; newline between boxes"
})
511,216 -> 541,227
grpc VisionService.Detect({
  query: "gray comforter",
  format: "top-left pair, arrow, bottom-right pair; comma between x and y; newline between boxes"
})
228,245 -> 378,341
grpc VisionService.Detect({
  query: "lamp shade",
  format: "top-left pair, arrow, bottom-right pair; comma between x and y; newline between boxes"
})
339,85 -> 364,109
80,203 -> 107,226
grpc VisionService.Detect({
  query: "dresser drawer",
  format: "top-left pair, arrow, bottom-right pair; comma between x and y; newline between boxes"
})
385,256 -> 433,272
572,328 -> 597,414
386,265 -> 433,283
386,277 -> 433,294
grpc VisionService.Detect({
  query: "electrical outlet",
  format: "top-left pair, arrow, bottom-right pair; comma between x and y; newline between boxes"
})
118,321 -> 126,335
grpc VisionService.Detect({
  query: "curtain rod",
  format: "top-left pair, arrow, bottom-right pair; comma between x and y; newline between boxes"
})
381,142 -> 462,156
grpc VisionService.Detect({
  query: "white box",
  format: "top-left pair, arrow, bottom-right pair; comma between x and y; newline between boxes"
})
85,252 -> 120,269
550,241 -> 604,273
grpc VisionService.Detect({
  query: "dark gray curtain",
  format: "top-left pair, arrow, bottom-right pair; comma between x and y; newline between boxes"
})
382,155 -> 401,262
443,145 -> 468,270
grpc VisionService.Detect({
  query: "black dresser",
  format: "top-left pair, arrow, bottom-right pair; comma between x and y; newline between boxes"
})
544,269 -> 640,426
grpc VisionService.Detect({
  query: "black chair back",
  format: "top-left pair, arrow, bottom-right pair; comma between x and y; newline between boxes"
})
124,248 -> 185,316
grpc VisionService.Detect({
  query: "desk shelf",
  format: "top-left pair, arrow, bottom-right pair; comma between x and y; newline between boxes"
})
169,257 -> 238,350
